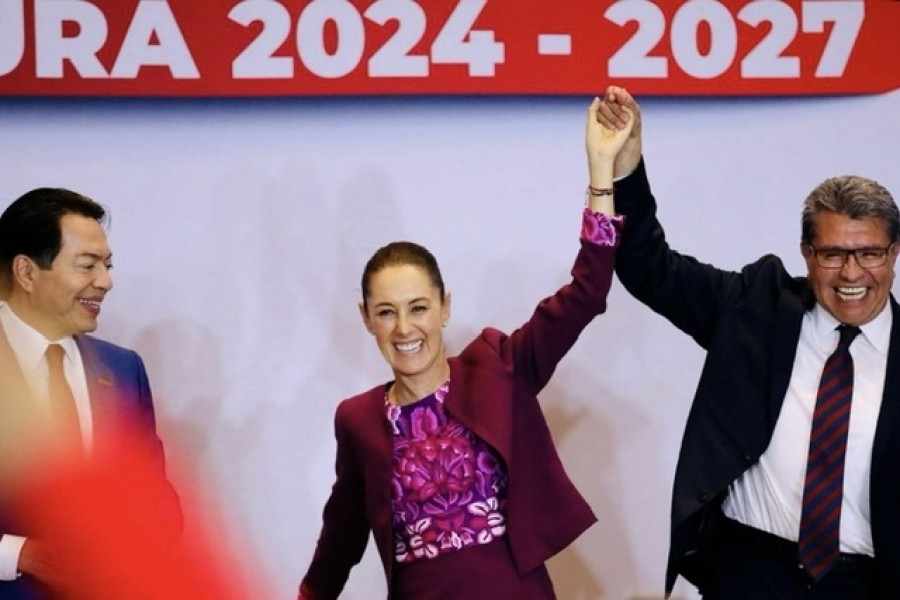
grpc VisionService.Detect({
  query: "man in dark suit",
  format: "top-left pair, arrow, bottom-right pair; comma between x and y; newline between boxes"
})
0,188 -> 182,599
592,87 -> 900,599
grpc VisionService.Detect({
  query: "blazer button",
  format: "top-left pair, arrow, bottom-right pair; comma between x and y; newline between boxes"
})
697,490 -> 709,503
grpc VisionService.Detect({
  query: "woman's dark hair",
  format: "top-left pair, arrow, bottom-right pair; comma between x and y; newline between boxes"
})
360,241 -> 445,309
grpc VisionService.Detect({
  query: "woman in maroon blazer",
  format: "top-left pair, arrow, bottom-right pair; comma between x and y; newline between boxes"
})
299,99 -> 634,599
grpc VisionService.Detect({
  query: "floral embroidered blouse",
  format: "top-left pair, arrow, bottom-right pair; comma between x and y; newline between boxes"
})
387,380 -> 509,564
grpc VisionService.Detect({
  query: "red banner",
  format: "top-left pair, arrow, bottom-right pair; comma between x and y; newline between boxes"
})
0,0 -> 897,97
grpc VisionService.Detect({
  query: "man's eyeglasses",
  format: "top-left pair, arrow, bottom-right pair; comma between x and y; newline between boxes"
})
806,243 -> 895,269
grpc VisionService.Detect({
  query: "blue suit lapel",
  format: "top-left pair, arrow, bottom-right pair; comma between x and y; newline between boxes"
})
75,335 -> 118,443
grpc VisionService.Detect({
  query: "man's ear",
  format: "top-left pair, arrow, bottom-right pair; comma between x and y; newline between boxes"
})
11,255 -> 38,292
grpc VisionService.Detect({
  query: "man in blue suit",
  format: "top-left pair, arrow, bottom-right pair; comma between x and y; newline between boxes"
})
0,188 -> 182,598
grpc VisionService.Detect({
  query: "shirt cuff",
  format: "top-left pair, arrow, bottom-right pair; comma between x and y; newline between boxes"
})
0,535 -> 26,580
581,209 -> 624,246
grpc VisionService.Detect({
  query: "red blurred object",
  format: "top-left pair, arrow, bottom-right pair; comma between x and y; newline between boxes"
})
9,428 -> 252,600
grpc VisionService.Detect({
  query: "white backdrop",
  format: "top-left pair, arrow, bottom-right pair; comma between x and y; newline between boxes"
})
2,89 -> 898,599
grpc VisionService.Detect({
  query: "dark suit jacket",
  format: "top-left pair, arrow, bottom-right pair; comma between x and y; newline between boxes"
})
300,239 -> 616,599
0,324 -> 182,600
614,160 -> 900,597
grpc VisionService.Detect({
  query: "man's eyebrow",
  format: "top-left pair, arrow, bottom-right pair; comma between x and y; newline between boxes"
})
77,252 -> 113,261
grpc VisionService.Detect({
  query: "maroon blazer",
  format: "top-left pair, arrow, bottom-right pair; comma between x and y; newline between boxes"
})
300,239 -> 616,599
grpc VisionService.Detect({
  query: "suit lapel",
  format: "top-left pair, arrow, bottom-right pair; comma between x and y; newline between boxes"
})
75,336 -> 118,443
872,297 -> 900,468
444,357 -> 513,463
0,322 -> 30,402
0,322 -> 52,477
767,286 -> 809,425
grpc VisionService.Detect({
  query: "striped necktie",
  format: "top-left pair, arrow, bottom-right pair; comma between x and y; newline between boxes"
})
798,324 -> 860,581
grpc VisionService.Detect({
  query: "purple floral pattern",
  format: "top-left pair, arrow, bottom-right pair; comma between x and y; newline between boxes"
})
387,380 -> 509,564
581,209 -> 624,246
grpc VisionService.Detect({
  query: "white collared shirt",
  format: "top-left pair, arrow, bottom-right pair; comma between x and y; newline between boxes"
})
0,301 -> 94,580
723,302 -> 891,555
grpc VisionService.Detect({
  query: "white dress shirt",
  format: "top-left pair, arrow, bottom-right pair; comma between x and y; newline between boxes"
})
722,302 -> 891,555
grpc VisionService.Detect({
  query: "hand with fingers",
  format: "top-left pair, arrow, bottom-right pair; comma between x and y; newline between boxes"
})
593,85 -> 643,179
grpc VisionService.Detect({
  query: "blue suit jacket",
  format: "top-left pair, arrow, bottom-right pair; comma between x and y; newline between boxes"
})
614,160 -> 900,597
0,325 -> 182,599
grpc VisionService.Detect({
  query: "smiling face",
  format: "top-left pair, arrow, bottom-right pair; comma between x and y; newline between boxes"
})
14,213 -> 113,340
802,211 -> 898,326
360,263 -> 451,394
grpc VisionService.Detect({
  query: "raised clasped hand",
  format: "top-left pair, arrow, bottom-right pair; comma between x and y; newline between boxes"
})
587,85 -> 643,178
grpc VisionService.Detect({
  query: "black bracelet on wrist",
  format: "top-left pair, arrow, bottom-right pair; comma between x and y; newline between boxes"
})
587,185 -> 614,197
